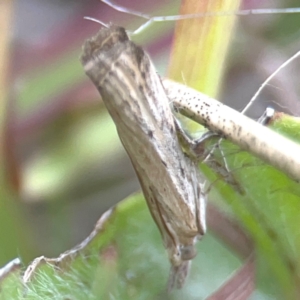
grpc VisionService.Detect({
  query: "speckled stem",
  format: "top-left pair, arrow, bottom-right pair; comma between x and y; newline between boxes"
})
163,79 -> 300,182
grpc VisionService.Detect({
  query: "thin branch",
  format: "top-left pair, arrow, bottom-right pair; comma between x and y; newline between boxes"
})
163,79 -> 300,182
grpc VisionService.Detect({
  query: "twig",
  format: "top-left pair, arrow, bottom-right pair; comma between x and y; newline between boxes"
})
163,79 -> 300,182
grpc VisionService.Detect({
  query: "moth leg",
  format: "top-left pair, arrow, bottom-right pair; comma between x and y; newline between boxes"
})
174,117 -> 244,194
205,108 -> 275,194
205,158 -> 245,194
174,118 -> 219,161
257,107 -> 274,125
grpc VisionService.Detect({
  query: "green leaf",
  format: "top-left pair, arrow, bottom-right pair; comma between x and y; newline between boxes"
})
0,194 -> 247,299
201,112 -> 300,299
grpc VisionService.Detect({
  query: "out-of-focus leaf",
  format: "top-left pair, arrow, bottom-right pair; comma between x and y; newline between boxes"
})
0,0 -> 34,266
168,0 -> 240,98
167,0 -> 240,134
22,110 -> 122,199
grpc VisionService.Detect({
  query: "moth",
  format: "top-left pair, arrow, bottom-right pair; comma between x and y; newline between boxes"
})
81,25 -> 207,289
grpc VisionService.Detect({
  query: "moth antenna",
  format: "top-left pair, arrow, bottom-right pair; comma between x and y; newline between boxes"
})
101,0 -> 150,19
242,49 -> 300,115
100,1 -> 300,35
267,100 -> 294,115
83,16 -> 108,28
217,45 -> 300,182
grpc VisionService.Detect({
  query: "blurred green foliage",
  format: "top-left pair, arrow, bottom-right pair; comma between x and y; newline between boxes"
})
1,0 -> 300,299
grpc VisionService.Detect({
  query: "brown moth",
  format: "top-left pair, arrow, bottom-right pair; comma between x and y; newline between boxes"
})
80,25 -> 207,289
